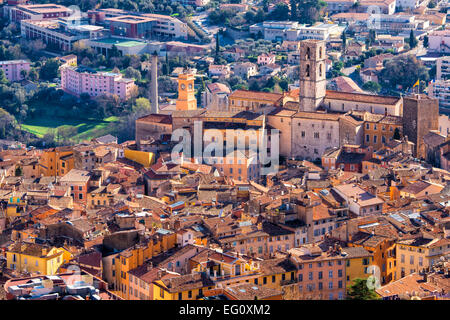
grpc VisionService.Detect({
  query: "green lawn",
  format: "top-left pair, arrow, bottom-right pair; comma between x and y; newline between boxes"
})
21,102 -> 119,142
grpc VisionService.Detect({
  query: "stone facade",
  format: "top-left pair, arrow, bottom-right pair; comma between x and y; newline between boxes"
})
402,95 -> 439,158
299,40 -> 327,112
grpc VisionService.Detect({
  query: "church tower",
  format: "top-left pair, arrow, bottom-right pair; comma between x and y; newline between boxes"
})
299,40 -> 326,112
176,71 -> 197,110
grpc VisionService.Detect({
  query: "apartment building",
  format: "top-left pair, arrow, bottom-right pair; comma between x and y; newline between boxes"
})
38,146 -> 74,177
61,66 -> 136,101
0,60 -> 30,82
428,79 -> 450,110
436,56 -> 450,80
11,4 -> 70,22
428,30 -> 450,54
333,184 -> 384,216
324,0 -> 357,14
106,13 -> 188,40
59,169 -> 91,203
396,237 -> 450,279
21,19 -> 105,52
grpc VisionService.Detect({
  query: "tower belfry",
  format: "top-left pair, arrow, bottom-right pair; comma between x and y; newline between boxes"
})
298,40 -> 326,112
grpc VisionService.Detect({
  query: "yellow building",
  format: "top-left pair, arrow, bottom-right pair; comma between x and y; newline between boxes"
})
5,243 -> 70,275
344,246 -> 374,288
6,195 -> 27,218
228,89 -> 283,113
112,230 -> 177,299
38,147 -> 74,176
348,233 -> 397,284
175,72 -> 197,110
396,237 -> 450,279
124,149 -> 154,167
153,272 -> 214,300
363,113 -> 403,150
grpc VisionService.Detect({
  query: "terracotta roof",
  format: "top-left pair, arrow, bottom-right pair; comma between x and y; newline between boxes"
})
325,90 -> 401,105
229,90 -> 283,103
136,114 -> 172,125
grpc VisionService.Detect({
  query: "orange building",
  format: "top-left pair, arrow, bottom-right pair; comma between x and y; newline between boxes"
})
363,114 -> 403,150
175,72 -> 197,110
38,146 -> 74,176
111,230 -> 176,299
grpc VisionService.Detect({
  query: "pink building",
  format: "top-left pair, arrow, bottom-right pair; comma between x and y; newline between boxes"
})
0,60 -> 31,82
61,66 -> 136,101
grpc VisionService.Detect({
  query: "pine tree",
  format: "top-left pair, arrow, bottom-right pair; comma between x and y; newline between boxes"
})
423,35 -> 429,48
409,30 -> 418,49
215,32 -> 220,64
290,0 -> 297,21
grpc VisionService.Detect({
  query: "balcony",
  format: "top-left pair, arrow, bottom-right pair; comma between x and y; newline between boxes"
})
280,278 -> 298,286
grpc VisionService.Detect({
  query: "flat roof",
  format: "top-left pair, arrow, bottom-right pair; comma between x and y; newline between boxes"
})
92,38 -> 146,47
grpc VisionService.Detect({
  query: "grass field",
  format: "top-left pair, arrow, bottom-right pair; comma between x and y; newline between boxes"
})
21,101 -> 119,142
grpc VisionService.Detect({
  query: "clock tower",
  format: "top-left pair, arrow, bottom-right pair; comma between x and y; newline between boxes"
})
176,72 -> 197,110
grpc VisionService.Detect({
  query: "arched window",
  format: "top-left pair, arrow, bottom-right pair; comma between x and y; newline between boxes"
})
319,64 -> 322,77
319,47 -> 323,59
306,64 -> 310,77
306,47 -> 310,60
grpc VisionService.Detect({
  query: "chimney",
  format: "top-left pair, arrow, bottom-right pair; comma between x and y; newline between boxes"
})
151,53 -> 159,114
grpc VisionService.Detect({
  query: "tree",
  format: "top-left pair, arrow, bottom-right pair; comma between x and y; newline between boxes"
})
362,81 -> 381,93
0,69 -> 8,84
423,35 -> 429,48
15,166 -> 22,177
380,55 -> 428,90
409,30 -> 418,49
133,97 -> 151,113
215,32 -> 220,64
290,0 -> 297,20
40,59 -> 60,80
296,0 -> 326,24
110,45 -> 121,58
393,127 -> 401,140
124,67 -> 142,81
268,3 -> 290,20
346,278 -> 380,300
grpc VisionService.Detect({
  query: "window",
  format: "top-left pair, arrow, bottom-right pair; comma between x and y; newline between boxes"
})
329,270 -> 333,278
318,282 -> 323,290
410,256 -> 414,265
272,275 -> 276,283
318,271 -> 323,279
188,291 -> 192,299
328,282 -> 333,289
401,254 -> 405,263
298,274 -> 303,282
314,132 -> 319,139
308,272 -> 313,280
160,288 -> 164,298
301,131 -> 305,138
338,269 -> 343,277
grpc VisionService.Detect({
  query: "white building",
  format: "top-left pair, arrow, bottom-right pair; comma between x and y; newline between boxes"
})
436,56 -> 450,80
428,79 -> 450,109
428,30 -> 450,54
333,184 -> 384,216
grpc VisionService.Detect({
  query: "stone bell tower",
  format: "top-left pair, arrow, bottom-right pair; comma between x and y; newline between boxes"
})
298,39 -> 326,112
